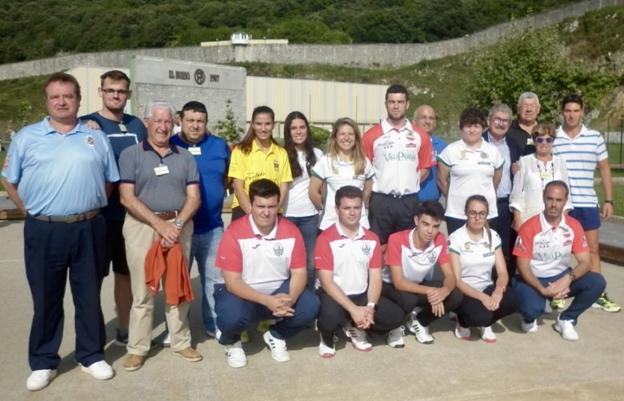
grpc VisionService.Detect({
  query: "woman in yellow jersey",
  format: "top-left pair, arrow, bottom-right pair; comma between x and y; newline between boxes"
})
228,106 -> 293,221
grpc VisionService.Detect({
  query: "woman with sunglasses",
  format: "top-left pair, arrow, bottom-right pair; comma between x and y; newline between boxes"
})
509,122 -> 572,231
449,195 -> 519,343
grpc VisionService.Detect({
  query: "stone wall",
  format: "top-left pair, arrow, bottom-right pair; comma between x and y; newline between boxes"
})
0,0 -> 622,80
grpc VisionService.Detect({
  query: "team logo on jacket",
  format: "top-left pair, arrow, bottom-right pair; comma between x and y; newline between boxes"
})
85,135 -> 96,148
273,243 -> 284,256
361,243 -> 371,256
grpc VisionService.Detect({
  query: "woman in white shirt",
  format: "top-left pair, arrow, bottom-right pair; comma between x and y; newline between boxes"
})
449,195 -> 519,343
510,122 -> 572,230
309,117 -> 374,230
438,107 -> 504,235
283,111 -> 324,289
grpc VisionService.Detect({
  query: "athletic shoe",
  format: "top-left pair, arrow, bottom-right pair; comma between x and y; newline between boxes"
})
386,326 -> 405,348
174,347 -> 203,362
408,315 -> 434,344
161,332 -> 171,347
263,331 -> 290,362
80,360 -> 114,380
592,293 -> 622,313
454,323 -> 471,340
553,315 -> 579,341
113,328 -> 128,347
225,341 -> 247,368
479,326 -> 496,343
26,369 -> 57,391
318,335 -> 336,358
343,321 -> 372,351
123,354 -> 145,372
521,319 -> 538,333
550,298 -> 567,311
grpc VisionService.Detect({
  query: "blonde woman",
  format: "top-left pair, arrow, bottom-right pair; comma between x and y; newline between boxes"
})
309,118 -> 374,230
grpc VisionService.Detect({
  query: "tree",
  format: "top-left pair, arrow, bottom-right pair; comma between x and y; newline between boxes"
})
214,99 -> 245,144
467,27 -> 619,121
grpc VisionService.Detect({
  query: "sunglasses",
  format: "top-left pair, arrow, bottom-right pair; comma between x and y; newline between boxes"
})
535,137 -> 554,144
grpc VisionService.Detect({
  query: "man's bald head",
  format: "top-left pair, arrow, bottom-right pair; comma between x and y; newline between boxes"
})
413,105 -> 437,133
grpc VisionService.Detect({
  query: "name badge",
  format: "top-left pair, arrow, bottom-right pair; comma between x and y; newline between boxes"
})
189,146 -> 202,156
118,123 -> 128,133
154,164 -> 170,176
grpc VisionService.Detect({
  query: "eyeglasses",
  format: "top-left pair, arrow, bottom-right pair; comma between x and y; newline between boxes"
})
101,88 -> 130,96
467,210 -> 487,219
535,137 -> 554,144
492,117 -> 510,125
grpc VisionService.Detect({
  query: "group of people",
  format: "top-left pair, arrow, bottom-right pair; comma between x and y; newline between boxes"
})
1,72 -> 618,391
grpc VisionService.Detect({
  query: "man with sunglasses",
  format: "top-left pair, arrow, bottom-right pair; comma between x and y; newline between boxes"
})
82,70 -> 147,346
482,103 -> 522,279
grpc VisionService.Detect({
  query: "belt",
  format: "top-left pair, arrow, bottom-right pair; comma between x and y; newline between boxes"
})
32,209 -> 100,223
373,191 -> 417,199
155,210 -> 178,220
497,196 -> 510,202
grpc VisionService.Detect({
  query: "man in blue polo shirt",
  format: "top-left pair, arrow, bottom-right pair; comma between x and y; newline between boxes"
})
82,70 -> 147,346
171,100 -> 230,337
414,105 -> 447,203
1,72 -> 119,391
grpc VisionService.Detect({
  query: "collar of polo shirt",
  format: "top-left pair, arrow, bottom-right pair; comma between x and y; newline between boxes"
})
408,227 -> 435,254
335,222 -> 365,240
249,214 -> 278,240
381,118 -> 413,134
142,139 -> 178,154
539,211 -> 568,232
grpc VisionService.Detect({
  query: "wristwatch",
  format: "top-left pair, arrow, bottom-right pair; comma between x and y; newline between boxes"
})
174,218 -> 185,229
366,302 -> 376,310
604,200 -> 614,205
568,269 -> 577,282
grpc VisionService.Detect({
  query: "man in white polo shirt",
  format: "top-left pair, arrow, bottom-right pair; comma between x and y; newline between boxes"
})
513,181 -> 605,340
382,200 -> 462,344
363,84 -> 433,247
314,186 -> 404,358
214,179 -> 319,368
552,94 -> 619,313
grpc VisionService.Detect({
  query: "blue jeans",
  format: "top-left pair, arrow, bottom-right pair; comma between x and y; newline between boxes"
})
514,269 -> 606,324
285,214 -> 319,289
215,279 -> 320,345
190,226 -> 224,333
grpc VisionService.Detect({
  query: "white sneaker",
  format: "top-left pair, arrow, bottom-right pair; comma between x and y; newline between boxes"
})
80,360 -> 114,380
454,323 -> 471,340
408,315 -> 434,344
26,369 -> 57,391
263,331 -> 290,362
318,335 -> 336,358
161,332 -> 171,347
386,326 -> 405,348
225,341 -> 247,368
479,326 -> 496,343
553,315 -> 579,341
343,321 -> 372,351
521,319 -> 538,333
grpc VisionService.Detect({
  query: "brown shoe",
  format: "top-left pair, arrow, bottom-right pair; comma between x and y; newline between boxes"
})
123,354 -> 145,372
174,347 -> 203,362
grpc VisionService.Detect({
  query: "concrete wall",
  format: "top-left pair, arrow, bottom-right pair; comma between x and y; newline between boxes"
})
0,0 -> 622,80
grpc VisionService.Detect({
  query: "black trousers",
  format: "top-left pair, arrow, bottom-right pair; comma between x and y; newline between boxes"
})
456,284 -> 519,328
25,214 -> 107,370
381,281 -> 463,326
368,192 -> 419,245
316,288 -> 402,344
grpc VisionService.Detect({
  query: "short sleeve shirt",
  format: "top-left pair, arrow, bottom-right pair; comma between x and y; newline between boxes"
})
2,117 -> 119,216
438,139 -> 504,219
448,225 -> 501,291
118,141 -> 199,212
417,134 -> 447,202
314,223 -> 381,295
362,119 -> 433,195
513,213 -> 589,278
383,230 -> 449,284
228,141 -> 292,208
552,125 -> 608,208
216,215 -> 306,294
171,133 -> 230,233
311,155 -> 374,230
284,148 -> 324,217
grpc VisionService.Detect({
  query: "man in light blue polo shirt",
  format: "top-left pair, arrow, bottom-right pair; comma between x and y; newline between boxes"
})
171,100 -> 230,338
1,72 -> 119,391
553,94 -> 620,313
414,105 -> 447,203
